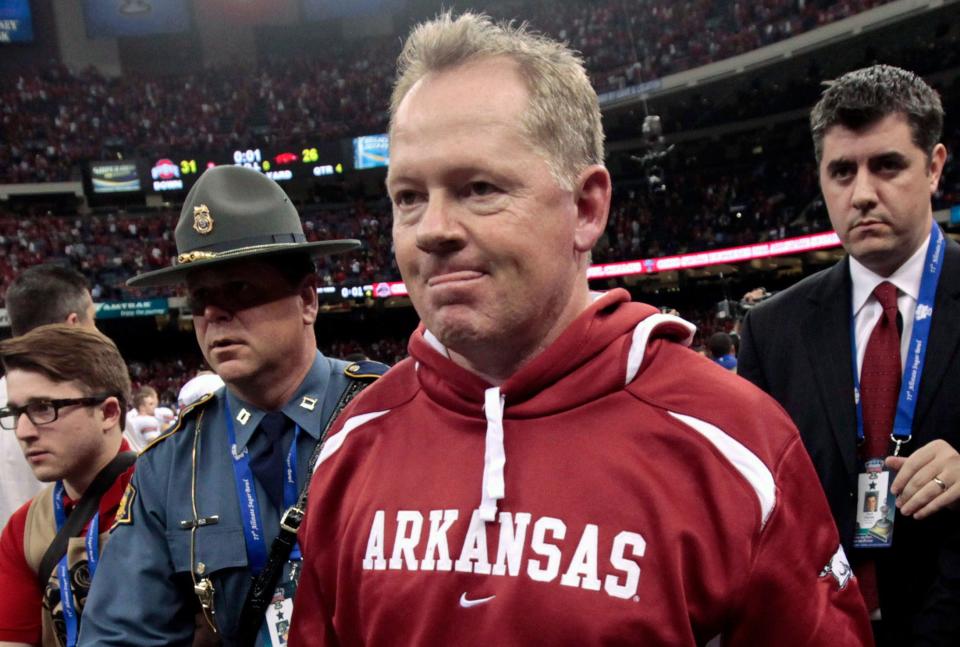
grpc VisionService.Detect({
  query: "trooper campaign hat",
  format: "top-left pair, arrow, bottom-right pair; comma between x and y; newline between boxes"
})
127,165 -> 359,288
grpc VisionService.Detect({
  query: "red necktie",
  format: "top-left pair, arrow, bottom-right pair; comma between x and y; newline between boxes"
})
859,281 -> 901,459
855,281 -> 901,613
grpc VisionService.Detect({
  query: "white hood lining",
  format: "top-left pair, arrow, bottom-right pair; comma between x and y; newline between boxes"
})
625,314 -> 696,384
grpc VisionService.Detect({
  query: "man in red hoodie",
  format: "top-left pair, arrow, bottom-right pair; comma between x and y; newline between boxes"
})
289,12 -> 873,646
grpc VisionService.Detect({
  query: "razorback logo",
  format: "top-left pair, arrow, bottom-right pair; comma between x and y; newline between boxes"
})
819,544 -> 852,590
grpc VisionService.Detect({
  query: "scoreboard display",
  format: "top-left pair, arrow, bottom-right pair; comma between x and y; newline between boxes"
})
141,141 -> 350,194
83,137 -> 390,199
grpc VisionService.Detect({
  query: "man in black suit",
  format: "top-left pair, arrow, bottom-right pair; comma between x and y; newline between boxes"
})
739,65 -> 960,646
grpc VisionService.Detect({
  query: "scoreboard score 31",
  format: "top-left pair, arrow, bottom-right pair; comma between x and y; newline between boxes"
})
143,143 -> 349,193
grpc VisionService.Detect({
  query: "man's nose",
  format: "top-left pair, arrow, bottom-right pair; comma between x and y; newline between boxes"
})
851,168 -> 879,212
416,194 -> 467,254
15,413 -> 38,441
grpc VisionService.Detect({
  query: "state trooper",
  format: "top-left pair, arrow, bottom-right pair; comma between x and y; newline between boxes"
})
79,165 -> 387,646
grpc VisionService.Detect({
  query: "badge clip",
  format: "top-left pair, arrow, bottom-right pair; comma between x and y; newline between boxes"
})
891,434 -> 912,457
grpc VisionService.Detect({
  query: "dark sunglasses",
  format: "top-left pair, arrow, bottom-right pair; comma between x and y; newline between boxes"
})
186,280 -> 299,315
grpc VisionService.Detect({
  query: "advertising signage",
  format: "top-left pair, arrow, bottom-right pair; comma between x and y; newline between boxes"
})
89,161 -> 141,194
0,0 -> 33,43
95,299 -> 168,319
353,134 -> 389,170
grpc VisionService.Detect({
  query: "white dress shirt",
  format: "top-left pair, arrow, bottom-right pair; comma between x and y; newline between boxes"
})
0,375 -> 43,527
849,233 -> 930,378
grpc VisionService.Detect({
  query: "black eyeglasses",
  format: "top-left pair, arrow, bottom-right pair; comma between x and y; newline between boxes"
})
0,394 -> 114,430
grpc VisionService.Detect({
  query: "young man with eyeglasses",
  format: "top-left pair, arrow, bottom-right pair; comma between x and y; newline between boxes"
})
1,264 -> 98,530
0,324 -> 133,647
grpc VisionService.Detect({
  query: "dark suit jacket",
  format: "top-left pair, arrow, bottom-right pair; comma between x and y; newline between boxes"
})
738,237 -> 960,645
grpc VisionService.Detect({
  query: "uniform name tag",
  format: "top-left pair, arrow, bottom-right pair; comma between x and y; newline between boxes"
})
854,458 -> 896,548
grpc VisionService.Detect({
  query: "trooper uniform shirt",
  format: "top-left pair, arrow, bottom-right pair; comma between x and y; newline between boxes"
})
79,352 -> 384,646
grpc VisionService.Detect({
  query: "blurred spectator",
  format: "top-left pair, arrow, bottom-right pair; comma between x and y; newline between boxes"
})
176,370 -> 224,409
707,331 -> 738,371
123,384 -> 161,451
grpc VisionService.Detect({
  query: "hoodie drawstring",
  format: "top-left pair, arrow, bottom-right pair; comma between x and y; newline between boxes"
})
479,387 -> 506,522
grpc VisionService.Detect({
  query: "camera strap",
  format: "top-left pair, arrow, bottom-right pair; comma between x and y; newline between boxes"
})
37,451 -> 137,590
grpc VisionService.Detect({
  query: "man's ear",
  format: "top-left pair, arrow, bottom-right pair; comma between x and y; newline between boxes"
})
65,312 -> 81,325
928,143 -> 947,193
300,273 -> 320,326
573,165 -> 612,253
101,397 -> 123,431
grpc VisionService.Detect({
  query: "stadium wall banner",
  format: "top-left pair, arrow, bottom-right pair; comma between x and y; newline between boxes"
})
598,79 -> 664,106
369,231 -> 844,298
951,205 -> 960,225
83,0 -> 191,38
353,134 -> 389,170
0,0 -> 32,43
95,299 -> 168,319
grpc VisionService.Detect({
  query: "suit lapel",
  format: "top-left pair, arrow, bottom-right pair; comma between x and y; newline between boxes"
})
802,259 -> 858,479
913,238 -> 960,437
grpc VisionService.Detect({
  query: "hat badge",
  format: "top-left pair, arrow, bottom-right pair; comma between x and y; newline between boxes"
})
193,204 -> 214,235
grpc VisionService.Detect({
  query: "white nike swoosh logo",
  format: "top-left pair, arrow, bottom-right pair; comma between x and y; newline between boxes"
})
459,592 -> 496,608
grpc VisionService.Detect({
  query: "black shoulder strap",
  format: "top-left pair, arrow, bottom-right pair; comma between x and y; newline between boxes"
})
37,451 -> 136,589
237,375 -> 375,644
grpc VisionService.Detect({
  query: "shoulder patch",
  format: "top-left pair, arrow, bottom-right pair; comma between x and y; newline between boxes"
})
344,360 -> 389,381
111,483 -> 137,530
139,391 -> 216,455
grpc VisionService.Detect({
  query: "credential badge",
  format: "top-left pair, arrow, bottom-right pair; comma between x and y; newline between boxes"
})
193,204 -> 214,235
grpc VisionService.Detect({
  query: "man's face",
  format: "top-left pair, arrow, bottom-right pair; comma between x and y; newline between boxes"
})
187,259 -> 317,388
7,369 -> 110,484
140,394 -> 158,416
819,113 -> 946,276
388,57 -> 604,362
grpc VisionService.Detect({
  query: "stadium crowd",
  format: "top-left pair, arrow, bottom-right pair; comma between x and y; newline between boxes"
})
2,117 -> 957,306
0,0 -> 899,184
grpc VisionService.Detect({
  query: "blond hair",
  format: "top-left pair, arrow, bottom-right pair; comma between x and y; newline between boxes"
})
390,11 -> 604,190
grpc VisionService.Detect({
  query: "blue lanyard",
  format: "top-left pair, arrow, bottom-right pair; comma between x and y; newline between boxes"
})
52,482 -> 101,647
851,222 -> 945,454
224,400 -> 302,574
